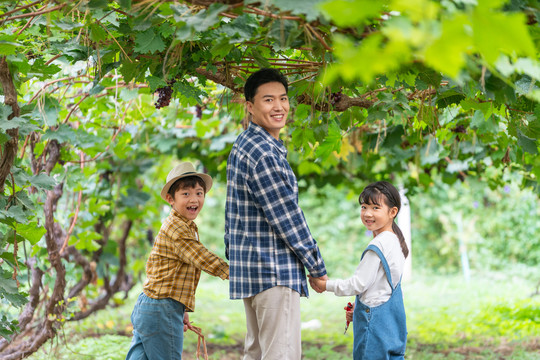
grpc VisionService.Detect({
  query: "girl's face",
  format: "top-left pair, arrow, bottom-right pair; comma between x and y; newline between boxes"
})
166,184 -> 205,221
360,197 -> 398,237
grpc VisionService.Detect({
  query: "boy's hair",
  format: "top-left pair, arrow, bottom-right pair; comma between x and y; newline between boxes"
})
168,175 -> 207,197
244,68 -> 288,103
359,181 -> 409,259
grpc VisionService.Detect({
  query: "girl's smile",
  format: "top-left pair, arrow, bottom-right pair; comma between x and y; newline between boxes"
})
361,201 -> 398,237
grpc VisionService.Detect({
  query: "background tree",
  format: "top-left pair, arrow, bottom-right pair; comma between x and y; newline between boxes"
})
0,0 -> 538,358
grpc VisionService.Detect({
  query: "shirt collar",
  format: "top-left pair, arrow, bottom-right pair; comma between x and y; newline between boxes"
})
170,208 -> 197,229
248,122 -> 287,155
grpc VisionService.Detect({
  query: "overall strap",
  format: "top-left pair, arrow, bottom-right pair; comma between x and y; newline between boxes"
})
361,244 -> 395,291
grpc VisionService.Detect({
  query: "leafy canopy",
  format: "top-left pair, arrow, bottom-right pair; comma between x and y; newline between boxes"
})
0,0 -> 538,350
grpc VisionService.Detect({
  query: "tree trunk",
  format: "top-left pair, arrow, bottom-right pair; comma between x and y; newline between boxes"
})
0,56 -> 20,193
0,142 -> 66,360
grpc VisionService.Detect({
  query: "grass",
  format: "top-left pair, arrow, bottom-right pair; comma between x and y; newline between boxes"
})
25,270 -> 540,359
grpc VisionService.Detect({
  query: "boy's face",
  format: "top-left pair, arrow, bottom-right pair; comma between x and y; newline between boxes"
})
166,184 -> 205,221
246,81 -> 289,140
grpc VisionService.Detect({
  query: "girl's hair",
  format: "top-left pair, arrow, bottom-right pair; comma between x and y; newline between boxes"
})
358,181 -> 409,258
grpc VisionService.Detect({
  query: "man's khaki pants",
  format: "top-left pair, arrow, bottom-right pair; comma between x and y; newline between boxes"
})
242,286 -> 301,360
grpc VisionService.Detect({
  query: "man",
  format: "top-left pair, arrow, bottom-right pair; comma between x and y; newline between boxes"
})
225,68 -> 328,360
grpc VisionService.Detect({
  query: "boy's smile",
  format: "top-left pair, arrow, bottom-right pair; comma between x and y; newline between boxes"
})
166,184 -> 205,221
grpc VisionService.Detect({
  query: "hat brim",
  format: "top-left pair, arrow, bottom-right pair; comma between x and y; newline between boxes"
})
160,173 -> 213,201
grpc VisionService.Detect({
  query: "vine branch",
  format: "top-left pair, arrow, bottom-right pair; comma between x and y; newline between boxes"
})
0,0 -> 43,20
2,3 -> 66,22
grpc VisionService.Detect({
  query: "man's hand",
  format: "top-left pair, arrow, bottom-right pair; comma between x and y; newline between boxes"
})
308,274 -> 328,293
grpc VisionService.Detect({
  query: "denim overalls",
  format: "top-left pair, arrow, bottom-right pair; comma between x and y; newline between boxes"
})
353,245 -> 407,360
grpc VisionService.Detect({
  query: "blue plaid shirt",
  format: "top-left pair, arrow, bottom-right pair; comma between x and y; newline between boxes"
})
225,122 -> 327,300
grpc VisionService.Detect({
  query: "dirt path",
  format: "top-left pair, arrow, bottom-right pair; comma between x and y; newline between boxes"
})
181,338 -> 540,359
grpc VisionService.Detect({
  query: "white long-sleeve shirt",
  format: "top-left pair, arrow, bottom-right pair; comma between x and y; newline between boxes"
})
326,231 -> 405,307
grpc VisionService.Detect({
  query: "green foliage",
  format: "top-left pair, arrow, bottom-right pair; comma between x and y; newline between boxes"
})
0,268 -> 27,308
412,176 -> 540,272
0,315 -> 19,342
1,0 -> 539,352
29,334 -> 129,360
410,299 -> 540,346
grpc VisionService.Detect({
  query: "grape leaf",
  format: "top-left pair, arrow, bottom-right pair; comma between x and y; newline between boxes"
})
134,29 -> 165,54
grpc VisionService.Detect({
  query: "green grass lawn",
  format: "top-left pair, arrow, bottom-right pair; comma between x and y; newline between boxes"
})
25,271 -> 540,359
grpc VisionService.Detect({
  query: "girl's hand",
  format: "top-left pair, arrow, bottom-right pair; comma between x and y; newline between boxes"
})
346,308 -> 354,323
345,302 -> 354,323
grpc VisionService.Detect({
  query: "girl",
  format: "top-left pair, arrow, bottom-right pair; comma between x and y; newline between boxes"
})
309,181 -> 408,360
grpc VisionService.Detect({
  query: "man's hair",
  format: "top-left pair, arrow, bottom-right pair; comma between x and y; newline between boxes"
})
168,176 -> 207,197
244,68 -> 288,103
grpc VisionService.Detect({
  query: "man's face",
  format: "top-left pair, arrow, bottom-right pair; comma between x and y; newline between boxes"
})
246,81 -> 289,140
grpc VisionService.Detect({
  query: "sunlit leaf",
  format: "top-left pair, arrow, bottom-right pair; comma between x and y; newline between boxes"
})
424,14 -> 472,78
314,122 -> 342,160
15,222 -> 46,245
472,9 -> 536,64
319,0 -> 385,27
0,41 -> 19,56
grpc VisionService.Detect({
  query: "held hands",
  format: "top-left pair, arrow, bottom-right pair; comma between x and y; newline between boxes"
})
308,274 -> 328,293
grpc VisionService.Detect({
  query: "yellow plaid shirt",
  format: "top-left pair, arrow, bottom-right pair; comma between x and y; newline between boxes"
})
143,209 -> 229,312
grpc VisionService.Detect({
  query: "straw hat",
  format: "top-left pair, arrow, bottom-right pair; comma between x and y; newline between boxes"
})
160,162 -> 213,201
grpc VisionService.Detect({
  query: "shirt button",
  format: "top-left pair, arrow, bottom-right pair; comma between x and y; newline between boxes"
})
366,309 -> 370,313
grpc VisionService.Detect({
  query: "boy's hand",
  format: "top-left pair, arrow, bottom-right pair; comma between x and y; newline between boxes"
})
308,275 -> 328,293
183,312 -> 190,332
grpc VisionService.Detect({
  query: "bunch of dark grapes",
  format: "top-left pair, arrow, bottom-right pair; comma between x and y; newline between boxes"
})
195,104 -> 202,119
154,86 -> 173,109
330,91 -> 343,106
452,125 -> 466,134
452,124 -> 466,141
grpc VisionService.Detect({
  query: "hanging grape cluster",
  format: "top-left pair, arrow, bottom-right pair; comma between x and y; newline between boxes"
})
452,124 -> 467,141
154,80 -> 178,109
154,85 -> 173,109
329,91 -> 343,106
195,104 -> 202,119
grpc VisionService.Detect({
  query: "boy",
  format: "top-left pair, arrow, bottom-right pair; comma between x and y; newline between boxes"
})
126,161 -> 229,360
